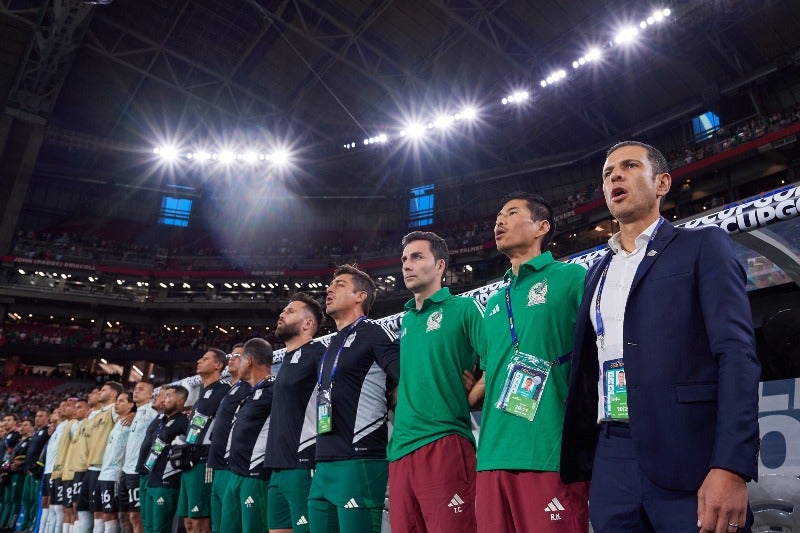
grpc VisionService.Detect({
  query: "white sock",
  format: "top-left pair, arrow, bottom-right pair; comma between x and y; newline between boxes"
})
39,507 -> 51,533
48,505 -> 63,533
93,518 -> 105,532
62,523 -> 72,533
76,511 -> 92,533
103,521 -> 118,533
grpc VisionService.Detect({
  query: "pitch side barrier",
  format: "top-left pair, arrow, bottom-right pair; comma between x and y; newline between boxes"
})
166,183 -> 800,401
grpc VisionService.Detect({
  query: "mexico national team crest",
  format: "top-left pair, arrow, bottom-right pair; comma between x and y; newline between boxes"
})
426,310 -> 443,332
528,280 -> 548,306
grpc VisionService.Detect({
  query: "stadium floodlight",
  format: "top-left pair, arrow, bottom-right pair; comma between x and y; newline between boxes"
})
363,139 -> 370,145
640,20 -> 648,29
219,151 -> 236,163
195,151 -> 211,162
434,115 -> 454,129
662,8 -> 670,17
614,26 -> 639,44
501,97 -> 509,105
507,90 -> 530,102
404,122 -> 426,139
271,150 -> 290,166
586,47 -> 601,61
243,151 -> 258,162
460,107 -> 477,120
647,16 -> 655,25
154,145 -> 179,161
207,283 -> 214,288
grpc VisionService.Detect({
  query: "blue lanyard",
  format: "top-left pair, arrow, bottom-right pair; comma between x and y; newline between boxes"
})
317,316 -> 365,388
595,218 -> 664,346
503,283 -> 521,353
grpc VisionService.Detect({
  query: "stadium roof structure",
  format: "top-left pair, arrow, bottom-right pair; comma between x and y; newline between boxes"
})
2,0 -> 800,196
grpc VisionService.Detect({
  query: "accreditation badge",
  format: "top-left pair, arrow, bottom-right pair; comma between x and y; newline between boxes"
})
602,356 -> 628,420
186,412 -> 210,444
317,388 -> 333,434
145,438 -> 166,470
494,351 -> 551,421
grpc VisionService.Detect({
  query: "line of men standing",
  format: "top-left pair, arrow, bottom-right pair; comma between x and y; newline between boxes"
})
9,139 -> 761,533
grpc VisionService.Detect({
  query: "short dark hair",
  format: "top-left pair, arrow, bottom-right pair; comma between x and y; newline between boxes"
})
402,231 -> 449,271
606,140 -> 669,175
4,414 -> 18,421
243,338 -> 273,367
500,192 -> 556,250
166,385 -> 189,402
207,348 -> 227,367
231,342 -> 245,351
105,381 -> 123,396
290,292 -> 324,333
333,264 -> 377,316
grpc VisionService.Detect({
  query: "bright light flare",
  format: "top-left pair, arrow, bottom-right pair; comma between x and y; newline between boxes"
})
434,115 -> 455,129
154,146 -> 179,161
459,107 -> 477,120
271,150 -> 290,166
219,151 -> 236,163
403,122 -> 426,139
614,26 -> 639,44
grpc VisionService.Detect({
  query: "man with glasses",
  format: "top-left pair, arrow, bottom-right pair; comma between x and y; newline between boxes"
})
208,344 -> 249,533
219,338 -> 275,533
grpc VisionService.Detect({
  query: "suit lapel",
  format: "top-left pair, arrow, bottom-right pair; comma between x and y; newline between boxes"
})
629,220 -> 678,296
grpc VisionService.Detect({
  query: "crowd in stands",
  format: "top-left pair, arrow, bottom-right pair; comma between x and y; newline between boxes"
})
0,377 -> 97,418
0,324 -> 284,355
665,107 -> 800,169
9,215 -> 497,275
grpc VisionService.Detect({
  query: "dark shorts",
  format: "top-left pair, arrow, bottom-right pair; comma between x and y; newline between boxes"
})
65,476 -> 78,507
42,474 -> 52,498
118,473 -> 142,512
95,480 -> 118,514
52,479 -> 65,505
77,470 -> 99,511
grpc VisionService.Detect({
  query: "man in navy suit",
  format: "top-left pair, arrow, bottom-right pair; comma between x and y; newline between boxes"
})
561,141 -> 760,533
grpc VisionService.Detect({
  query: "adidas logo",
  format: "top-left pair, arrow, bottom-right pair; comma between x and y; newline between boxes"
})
156,497 -> 165,506
244,496 -> 255,508
448,493 -> 465,513
448,494 -> 464,507
343,498 -> 359,509
544,497 -> 565,512
191,506 -> 199,513
544,497 -> 565,520
488,304 -> 500,316
296,516 -> 308,526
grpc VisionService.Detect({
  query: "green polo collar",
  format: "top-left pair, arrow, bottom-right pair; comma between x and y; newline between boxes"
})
503,251 -> 555,285
403,286 -> 452,312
